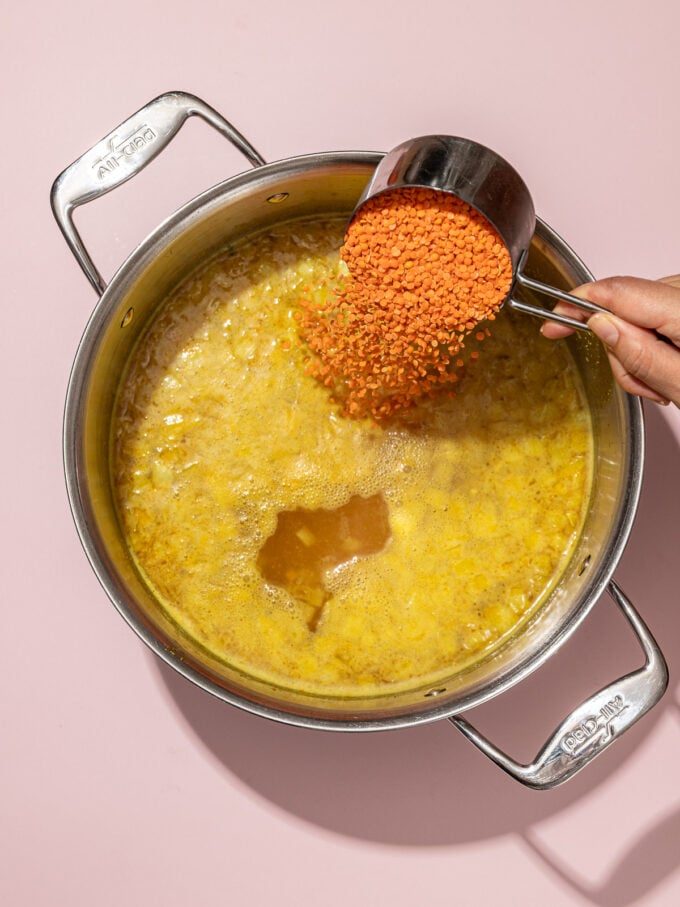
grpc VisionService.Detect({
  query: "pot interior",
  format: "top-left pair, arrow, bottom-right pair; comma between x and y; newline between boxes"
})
67,154 -> 641,729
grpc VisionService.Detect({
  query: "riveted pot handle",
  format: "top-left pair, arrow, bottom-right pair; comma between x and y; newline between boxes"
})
449,582 -> 668,790
50,91 -> 266,296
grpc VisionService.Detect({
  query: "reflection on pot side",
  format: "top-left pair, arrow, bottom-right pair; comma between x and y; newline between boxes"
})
257,494 -> 391,631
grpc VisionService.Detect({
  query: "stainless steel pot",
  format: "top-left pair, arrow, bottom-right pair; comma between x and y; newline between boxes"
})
53,92 -> 668,790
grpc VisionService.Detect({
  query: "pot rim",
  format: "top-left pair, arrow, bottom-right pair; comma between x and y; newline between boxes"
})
63,150 -> 644,731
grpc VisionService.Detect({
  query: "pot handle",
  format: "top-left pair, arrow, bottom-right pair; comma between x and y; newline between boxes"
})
449,582 -> 668,790
50,91 -> 266,296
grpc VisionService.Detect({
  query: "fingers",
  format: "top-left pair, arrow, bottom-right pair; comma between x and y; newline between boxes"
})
537,275 -> 680,404
588,313 -> 678,405
567,277 -> 680,341
659,274 -> 680,290
540,291 -> 590,340
540,320 -> 574,340
541,276 -> 680,345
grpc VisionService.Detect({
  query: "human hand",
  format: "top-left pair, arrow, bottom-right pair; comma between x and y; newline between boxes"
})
541,275 -> 680,406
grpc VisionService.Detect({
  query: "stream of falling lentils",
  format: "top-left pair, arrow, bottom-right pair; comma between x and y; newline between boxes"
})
297,187 -> 514,420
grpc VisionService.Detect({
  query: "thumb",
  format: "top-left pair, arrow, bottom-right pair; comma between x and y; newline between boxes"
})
589,313 -> 678,405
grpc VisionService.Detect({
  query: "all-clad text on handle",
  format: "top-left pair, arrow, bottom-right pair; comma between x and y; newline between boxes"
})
449,582 -> 668,789
51,91 -> 266,295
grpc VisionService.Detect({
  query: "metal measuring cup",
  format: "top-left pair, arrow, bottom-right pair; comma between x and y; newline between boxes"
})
353,135 -> 606,333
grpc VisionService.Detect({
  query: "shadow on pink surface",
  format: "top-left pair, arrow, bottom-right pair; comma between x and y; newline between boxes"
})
522,804 -> 680,906
156,405 -> 679,902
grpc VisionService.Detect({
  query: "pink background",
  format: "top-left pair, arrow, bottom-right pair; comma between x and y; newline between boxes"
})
3,2 -> 680,904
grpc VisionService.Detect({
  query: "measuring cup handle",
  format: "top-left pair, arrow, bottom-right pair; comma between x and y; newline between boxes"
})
50,91 -> 266,295
448,582 -> 668,790
508,296 -> 593,332
509,248 -> 605,331
510,270 -> 676,345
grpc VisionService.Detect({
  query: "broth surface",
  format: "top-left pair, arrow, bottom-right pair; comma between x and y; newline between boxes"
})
113,220 -> 592,696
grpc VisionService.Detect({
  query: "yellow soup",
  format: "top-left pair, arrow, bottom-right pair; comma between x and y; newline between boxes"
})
113,219 -> 592,697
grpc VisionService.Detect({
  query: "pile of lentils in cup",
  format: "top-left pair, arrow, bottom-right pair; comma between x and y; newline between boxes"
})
297,187 -> 513,420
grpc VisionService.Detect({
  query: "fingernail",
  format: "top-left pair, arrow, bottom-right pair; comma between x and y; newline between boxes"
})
589,314 -> 620,347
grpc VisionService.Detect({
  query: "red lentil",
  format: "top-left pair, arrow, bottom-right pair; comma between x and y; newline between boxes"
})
298,187 -> 513,420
